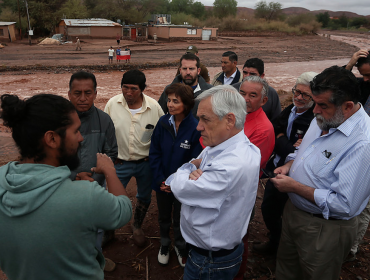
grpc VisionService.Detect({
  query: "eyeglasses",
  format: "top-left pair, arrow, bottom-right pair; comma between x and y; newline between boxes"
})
292,87 -> 313,101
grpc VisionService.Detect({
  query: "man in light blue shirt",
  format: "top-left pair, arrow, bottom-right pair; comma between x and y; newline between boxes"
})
271,66 -> 370,280
166,85 -> 261,280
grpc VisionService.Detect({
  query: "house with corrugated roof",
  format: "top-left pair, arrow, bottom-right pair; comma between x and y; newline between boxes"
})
0,22 -> 17,42
56,18 -> 122,39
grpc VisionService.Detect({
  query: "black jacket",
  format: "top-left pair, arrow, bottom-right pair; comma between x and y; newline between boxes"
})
158,75 -> 213,118
269,103 -> 314,168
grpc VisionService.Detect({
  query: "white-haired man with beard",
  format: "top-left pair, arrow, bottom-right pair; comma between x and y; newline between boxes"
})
254,71 -> 317,255
271,66 -> 370,280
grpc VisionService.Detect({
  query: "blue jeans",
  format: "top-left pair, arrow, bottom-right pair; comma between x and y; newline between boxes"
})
114,160 -> 152,204
184,243 -> 244,280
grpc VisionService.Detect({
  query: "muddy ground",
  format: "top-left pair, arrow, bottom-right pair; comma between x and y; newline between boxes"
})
0,31 -> 369,280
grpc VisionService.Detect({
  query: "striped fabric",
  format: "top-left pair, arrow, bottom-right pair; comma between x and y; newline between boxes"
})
287,106 -> 370,220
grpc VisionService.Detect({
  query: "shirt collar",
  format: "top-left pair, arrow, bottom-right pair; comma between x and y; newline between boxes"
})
334,105 -> 367,137
204,130 -> 246,158
245,107 -> 263,121
224,69 -> 237,80
117,93 -> 150,111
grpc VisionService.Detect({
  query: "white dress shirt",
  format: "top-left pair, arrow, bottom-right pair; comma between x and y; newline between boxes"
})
168,131 -> 261,251
286,106 -> 370,219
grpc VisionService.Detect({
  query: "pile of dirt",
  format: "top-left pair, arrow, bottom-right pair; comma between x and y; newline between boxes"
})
38,38 -> 60,45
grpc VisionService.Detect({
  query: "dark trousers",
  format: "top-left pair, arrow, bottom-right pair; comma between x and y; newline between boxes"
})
261,179 -> 289,247
156,191 -> 186,254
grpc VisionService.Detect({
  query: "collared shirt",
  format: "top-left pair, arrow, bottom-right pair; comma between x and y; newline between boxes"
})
274,106 -> 303,166
168,131 -> 261,251
104,93 -> 164,161
244,107 -> 275,170
223,69 -> 237,85
169,115 -> 177,136
286,106 -> 370,220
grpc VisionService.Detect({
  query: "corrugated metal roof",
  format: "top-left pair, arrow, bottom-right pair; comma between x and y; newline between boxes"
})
0,22 -> 17,26
62,18 -> 121,27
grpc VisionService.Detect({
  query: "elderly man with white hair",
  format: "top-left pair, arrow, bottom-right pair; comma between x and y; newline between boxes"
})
165,85 -> 261,280
254,71 -> 317,255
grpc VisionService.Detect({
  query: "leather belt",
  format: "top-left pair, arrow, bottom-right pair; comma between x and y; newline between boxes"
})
188,243 -> 239,258
311,213 -> 339,221
114,157 -> 149,165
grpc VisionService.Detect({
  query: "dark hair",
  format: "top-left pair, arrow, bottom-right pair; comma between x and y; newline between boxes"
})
310,66 -> 360,106
243,58 -> 264,75
222,51 -> 238,62
120,69 -> 146,91
357,51 -> 370,69
180,53 -> 200,69
69,71 -> 97,91
0,94 -> 76,162
165,83 -> 195,116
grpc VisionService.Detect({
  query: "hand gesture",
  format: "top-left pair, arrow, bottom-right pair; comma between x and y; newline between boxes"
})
91,153 -> 115,174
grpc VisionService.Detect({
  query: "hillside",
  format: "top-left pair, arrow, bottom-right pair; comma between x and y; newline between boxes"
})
204,6 -> 370,18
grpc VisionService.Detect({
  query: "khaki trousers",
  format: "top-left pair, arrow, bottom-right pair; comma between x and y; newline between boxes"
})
276,199 -> 357,280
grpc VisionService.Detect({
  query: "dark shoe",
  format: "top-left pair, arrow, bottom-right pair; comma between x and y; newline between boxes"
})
343,252 -> 356,263
158,245 -> 170,265
253,241 -> 278,255
174,246 -> 186,267
131,224 -> 146,247
104,258 -> 116,272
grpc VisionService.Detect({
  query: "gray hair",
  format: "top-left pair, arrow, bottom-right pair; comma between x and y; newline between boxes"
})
240,75 -> 269,99
196,85 -> 246,129
295,72 -> 318,86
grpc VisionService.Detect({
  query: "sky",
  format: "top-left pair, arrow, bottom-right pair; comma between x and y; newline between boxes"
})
200,0 -> 370,16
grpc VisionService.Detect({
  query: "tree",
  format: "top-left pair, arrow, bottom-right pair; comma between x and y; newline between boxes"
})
254,1 -> 282,22
351,17 -> 368,28
57,0 -> 88,19
213,0 -> 237,19
190,1 -> 205,19
316,12 -> 330,28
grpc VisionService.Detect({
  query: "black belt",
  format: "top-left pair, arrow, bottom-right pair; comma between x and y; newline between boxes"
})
188,243 -> 239,258
114,157 -> 148,165
311,213 -> 339,221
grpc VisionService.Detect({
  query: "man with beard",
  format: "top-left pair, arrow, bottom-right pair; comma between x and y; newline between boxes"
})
271,66 -> 370,280
68,71 -> 118,270
253,72 -> 317,255
0,94 -> 132,280
158,53 -> 212,118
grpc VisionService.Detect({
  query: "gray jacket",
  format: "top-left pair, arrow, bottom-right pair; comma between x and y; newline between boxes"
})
69,105 -> 118,185
158,75 -> 213,118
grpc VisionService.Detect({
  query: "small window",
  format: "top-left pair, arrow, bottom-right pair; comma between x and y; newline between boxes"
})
0,29 -> 4,36
187,28 -> 196,35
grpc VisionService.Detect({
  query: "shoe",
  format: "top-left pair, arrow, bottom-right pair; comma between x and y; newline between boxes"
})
343,252 -> 356,263
104,258 -> 116,272
158,245 -> 170,265
174,246 -> 186,268
253,241 -> 278,255
131,225 -> 146,247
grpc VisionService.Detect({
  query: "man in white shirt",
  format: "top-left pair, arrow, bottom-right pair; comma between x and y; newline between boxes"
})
167,85 -> 261,280
108,47 -> 114,64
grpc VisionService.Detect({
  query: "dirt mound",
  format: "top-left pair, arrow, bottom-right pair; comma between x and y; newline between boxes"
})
38,38 -> 60,45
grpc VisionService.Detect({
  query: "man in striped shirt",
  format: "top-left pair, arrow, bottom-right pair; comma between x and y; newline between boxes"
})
271,66 -> 370,280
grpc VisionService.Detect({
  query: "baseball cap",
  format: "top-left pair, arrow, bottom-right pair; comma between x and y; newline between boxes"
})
186,45 -> 198,54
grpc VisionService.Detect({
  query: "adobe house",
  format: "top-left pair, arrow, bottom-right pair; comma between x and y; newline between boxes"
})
147,25 -> 218,41
57,18 -> 122,39
0,22 -> 17,42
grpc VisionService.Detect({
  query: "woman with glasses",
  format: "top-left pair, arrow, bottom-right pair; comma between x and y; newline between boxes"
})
149,83 -> 202,268
254,72 -> 318,255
